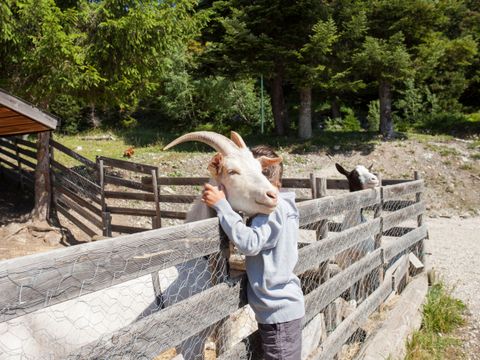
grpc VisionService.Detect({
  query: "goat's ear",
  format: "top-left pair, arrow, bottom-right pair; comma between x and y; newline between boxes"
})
258,155 -> 282,169
335,163 -> 349,176
230,131 -> 247,149
208,153 -> 224,177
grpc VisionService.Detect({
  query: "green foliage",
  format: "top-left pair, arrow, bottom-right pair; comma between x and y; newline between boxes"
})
405,281 -> 465,360
353,32 -> 412,83
48,95 -> 85,134
0,0 -> 479,137
324,107 -> 362,132
155,75 -> 272,135
367,100 -> 380,131
416,112 -> 480,135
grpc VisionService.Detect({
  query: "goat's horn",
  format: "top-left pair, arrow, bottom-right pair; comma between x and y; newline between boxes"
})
163,131 -> 237,155
230,131 -> 247,149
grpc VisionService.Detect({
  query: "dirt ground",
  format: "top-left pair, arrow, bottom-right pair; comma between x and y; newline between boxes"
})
426,217 -> 480,359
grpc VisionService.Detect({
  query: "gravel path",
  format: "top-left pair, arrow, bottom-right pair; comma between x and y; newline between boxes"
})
426,216 -> 480,358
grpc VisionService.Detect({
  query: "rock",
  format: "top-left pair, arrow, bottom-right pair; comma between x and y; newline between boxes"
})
75,146 -> 83,151
446,184 -> 455,193
44,231 -> 62,246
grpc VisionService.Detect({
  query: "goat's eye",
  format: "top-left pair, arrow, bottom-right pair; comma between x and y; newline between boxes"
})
228,169 -> 240,175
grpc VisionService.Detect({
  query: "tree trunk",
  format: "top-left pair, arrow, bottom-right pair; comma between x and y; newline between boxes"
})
270,64 -> 287,136
379,81 -> 393,138
32,131 -> 51,223
298,87 -> 312,139
331,98 -> 341,119
90,104 -> 101,128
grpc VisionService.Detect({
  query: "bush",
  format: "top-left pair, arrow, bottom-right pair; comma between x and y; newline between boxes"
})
49,95 -> 86,134
415,112 -> 480,134
324,107 -> 362,132
367,100 -> 380,131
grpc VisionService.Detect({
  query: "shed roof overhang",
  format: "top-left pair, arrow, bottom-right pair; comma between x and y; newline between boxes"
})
0,90 -> 58,136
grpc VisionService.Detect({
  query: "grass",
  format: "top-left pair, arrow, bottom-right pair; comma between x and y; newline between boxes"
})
405,281 -> 466,360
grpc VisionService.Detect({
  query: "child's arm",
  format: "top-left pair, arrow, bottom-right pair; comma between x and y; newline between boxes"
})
202,184 -> 281,256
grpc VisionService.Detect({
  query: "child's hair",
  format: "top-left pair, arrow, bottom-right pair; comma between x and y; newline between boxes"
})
251,145 -> 283,188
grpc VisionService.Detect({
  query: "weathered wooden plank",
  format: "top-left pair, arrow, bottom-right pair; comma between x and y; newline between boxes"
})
0,144 -> 17,159
0,217 -> 221,322
108,206 -> 157,216
50,139 -> 96,169
110,224 -> 150,234
312,276 -> 393,360
98,156 -> 157,174
12,136 -> 36,149
160,210 -> 187,220
381,179 -> 413,185
282,178 -> 312,188
71,281 -> 246,360
0,139 -> 36,159
295,219 -> 381,275
326,178 -> 350,190
383,180 -> 424,201
304,249 -> 384,323
17,155 -> 36,170
392,255 -> 409,292
156,177 -> 210,186
104,190 -> 196,203
104,174 -> 152,192
56,203 -> 98,238
383,202 -> 425,231
57,192 -> 103,229
0,149 -> 18,167
383,226 -> 428,262
103,190 -> 154,201
298,188 -> 380,227
55,183 -> 101,215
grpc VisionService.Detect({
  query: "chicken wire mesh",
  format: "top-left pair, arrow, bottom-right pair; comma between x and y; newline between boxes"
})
0,174 -> 424,360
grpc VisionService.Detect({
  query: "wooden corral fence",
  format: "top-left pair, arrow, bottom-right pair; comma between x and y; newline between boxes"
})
0,157 -> 427,360
0,136 -> 37,191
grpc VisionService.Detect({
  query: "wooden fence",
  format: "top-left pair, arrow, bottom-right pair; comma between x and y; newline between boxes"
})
0,136 -> 37,190
0,168 -> 426,359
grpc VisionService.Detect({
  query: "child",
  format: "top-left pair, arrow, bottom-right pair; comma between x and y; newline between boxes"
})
202,145 -> 305,360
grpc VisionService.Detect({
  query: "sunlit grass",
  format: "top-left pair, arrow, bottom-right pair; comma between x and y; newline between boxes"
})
405,281 -> 466,360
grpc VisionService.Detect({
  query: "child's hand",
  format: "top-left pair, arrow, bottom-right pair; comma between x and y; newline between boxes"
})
202,183 -> 226,207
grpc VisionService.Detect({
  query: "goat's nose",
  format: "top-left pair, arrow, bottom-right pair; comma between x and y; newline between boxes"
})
266,191 -> 277,200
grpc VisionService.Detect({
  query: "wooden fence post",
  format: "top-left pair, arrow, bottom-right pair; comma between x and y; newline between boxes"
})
98,159 -> 111,237
316,177 -> 334,332
151,168 -> 161,229
414,171 -> 425,267
371,178 -> 384,299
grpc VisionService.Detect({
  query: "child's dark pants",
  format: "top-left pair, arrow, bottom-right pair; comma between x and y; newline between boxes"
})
258,318 -> 302,360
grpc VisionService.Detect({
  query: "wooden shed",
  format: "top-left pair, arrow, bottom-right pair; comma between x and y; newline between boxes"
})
0,89 -> 58,222
0,90 -> 58,136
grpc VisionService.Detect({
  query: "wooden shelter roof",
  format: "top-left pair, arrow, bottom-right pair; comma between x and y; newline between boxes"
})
0,89 -> 58,136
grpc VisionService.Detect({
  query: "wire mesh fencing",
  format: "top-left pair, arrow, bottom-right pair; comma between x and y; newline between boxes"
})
0,171 -> 426,360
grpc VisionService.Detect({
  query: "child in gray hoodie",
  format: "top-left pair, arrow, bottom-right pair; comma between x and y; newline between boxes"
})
202,145 -> 305,360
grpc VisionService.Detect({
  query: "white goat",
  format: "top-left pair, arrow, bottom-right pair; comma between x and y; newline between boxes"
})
0,131 -> 279,360
163,131 -> 281,359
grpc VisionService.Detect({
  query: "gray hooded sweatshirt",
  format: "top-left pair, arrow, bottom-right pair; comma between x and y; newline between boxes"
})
212,191 -> 305,324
